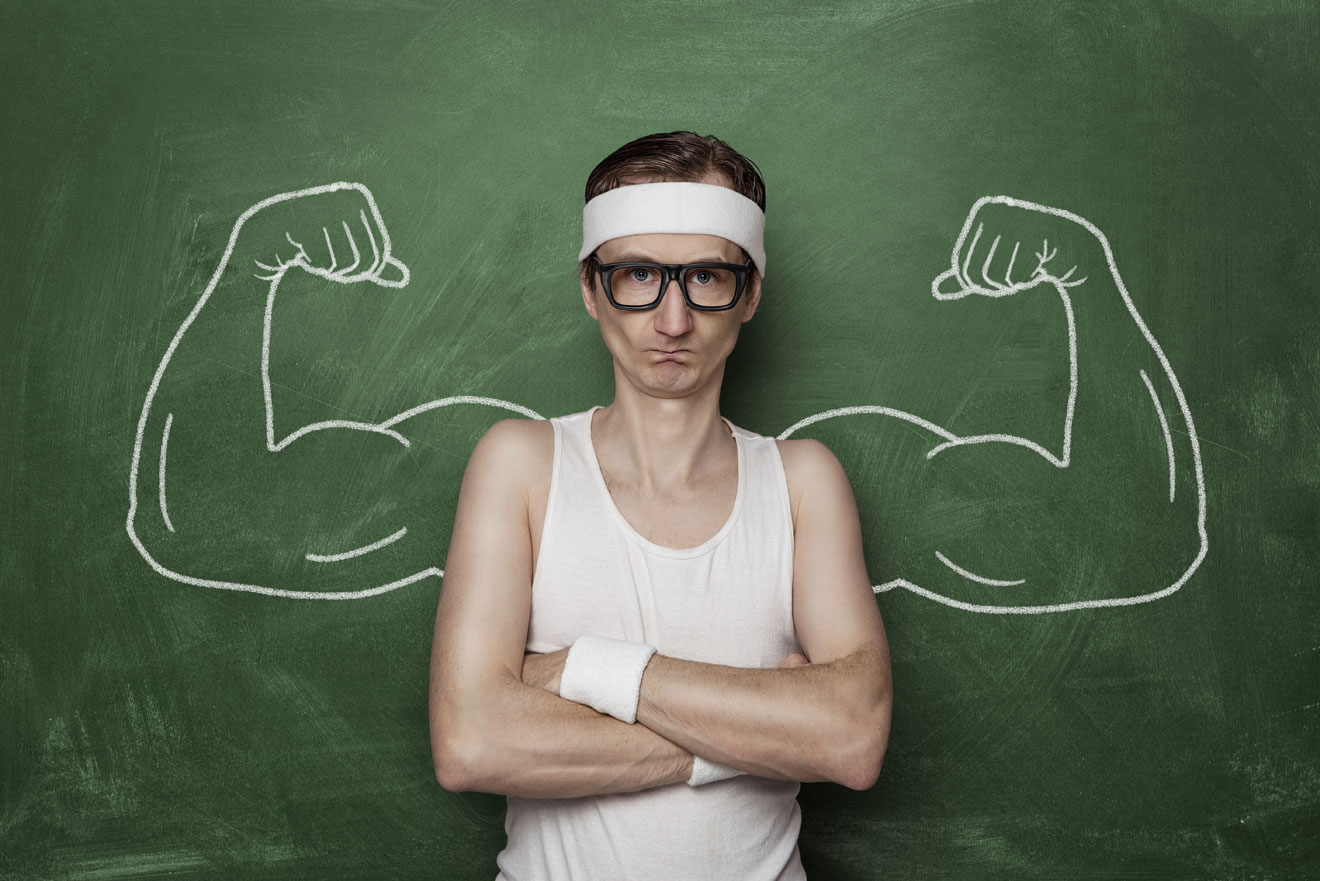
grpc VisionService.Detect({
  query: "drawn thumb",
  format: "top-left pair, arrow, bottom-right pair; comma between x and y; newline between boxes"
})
371,253 -> 410,289
931,266 -> 972,300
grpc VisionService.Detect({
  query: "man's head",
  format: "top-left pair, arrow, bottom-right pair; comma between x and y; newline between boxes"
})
578,131 -> 767,294
578,132 -> 768,398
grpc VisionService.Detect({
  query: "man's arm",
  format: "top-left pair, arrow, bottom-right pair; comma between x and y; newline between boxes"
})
429,418 -> 697,798
542,439 -> 893,790
440,670 -> 696,798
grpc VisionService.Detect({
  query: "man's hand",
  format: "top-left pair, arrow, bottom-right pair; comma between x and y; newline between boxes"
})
778,652 -> 811,668
522,647 -> 571,694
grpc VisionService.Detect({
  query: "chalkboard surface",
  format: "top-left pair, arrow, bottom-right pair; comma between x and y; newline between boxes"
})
4,1 -> 1318,878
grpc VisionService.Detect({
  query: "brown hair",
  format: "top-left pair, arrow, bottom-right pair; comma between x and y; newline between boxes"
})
580,131 -> 766,292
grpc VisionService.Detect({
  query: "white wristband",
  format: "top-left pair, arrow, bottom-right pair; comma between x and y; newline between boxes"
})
559,633 -> 657,724
687,755 -> 744,786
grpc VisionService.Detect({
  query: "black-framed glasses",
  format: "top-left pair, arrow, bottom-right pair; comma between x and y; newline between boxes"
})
591,255 -> 753,311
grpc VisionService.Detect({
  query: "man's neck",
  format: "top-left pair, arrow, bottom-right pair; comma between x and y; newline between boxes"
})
591,393 -> 734,494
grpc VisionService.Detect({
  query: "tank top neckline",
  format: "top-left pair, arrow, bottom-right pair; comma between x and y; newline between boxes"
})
581,404 -> 747,559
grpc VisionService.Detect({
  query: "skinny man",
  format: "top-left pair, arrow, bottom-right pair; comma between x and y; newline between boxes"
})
429,130 -> 892,880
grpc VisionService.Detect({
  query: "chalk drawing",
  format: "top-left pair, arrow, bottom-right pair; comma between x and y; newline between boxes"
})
306,526 -> 409,563
158,412 -> 176,534
1140,368 -> 1178,503
777,195 -> 1208,614
126,182 -> 542,600
934,551 -> 1025,587
128,189 -> 1206,611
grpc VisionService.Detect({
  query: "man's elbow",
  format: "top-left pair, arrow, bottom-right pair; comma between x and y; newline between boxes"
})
838,678 -> 892,791
434,740 -> 478,793
834,722 -> 888,790
431,671 -> 522,794
842,733 -> 887,791
431,721 -> 480,793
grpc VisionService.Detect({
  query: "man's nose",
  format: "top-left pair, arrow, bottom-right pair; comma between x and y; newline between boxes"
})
653,277 -> 694,332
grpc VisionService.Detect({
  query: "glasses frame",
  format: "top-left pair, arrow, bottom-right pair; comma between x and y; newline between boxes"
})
590,255 -> 754,312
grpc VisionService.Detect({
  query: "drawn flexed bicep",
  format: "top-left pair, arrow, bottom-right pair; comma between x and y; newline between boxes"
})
786,196 -> 1207,614
128,184 -> 448,598
913,197 -> 1207,610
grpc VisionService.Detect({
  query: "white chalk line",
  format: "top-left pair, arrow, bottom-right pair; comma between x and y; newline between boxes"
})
258,257 -> 542,448
923,286 -> 1078,467
1140,368 -> 1177,503
782,196 -> 1208,614
935,551 -> 1025,586
159,412 -> 175,534
126,182 -> 533,600
306,526 -> 408,562
129,190 -> 1207,612
777,405 -> 958,444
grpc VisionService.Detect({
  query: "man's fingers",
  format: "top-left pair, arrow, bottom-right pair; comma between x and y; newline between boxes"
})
521,651 -> 543,688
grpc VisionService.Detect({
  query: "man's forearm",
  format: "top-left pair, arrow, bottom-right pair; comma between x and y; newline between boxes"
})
634,648 -> 888,789
446,673 -> 696,799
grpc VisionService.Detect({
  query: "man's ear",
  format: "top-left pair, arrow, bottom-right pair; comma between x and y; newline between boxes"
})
740,270 -> 762,323
580,268 -> 600,322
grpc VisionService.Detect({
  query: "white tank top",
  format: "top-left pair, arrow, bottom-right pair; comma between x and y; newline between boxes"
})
495,405 -> 807,881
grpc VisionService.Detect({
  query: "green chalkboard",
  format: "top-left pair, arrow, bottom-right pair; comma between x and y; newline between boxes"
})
4,1 -> 1318,878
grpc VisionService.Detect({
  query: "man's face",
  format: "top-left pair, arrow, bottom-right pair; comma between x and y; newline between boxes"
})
580,228 -> 762,401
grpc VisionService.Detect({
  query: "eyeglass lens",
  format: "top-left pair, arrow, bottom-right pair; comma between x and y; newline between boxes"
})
607,265 -> 741,309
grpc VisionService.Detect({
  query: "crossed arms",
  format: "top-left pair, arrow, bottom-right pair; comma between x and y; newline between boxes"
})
428,418 -> 893,799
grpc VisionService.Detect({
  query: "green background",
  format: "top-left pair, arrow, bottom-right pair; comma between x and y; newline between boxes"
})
4,0 -> 1318,878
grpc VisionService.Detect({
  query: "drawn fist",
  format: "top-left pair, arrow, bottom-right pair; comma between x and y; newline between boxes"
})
236,181 -> 409,288
933,195 -> 1105,299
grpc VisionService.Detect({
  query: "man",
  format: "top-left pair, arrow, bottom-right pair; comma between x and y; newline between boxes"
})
428,131 -> 892,880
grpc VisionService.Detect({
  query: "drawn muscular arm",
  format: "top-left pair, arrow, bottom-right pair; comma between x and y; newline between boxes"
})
128,184 -> 457,594
904,197 -> 1207,608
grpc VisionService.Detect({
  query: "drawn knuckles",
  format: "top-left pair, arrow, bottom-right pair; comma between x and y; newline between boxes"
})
245,182 -> 410,288
934,197 -> 1101,300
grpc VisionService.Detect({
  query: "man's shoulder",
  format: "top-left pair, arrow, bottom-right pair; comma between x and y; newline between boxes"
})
774,435 -> 840,475
773,437 -> 844,532
770,438 -> 823,528
481,416 -> 555,460
471,417 -> 555,493
484,415 -> 554,445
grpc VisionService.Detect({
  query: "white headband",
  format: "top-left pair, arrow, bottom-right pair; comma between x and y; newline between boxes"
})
579,181 -> 767,279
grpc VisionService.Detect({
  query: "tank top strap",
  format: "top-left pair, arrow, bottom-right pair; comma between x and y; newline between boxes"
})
549,406 -> 791,558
